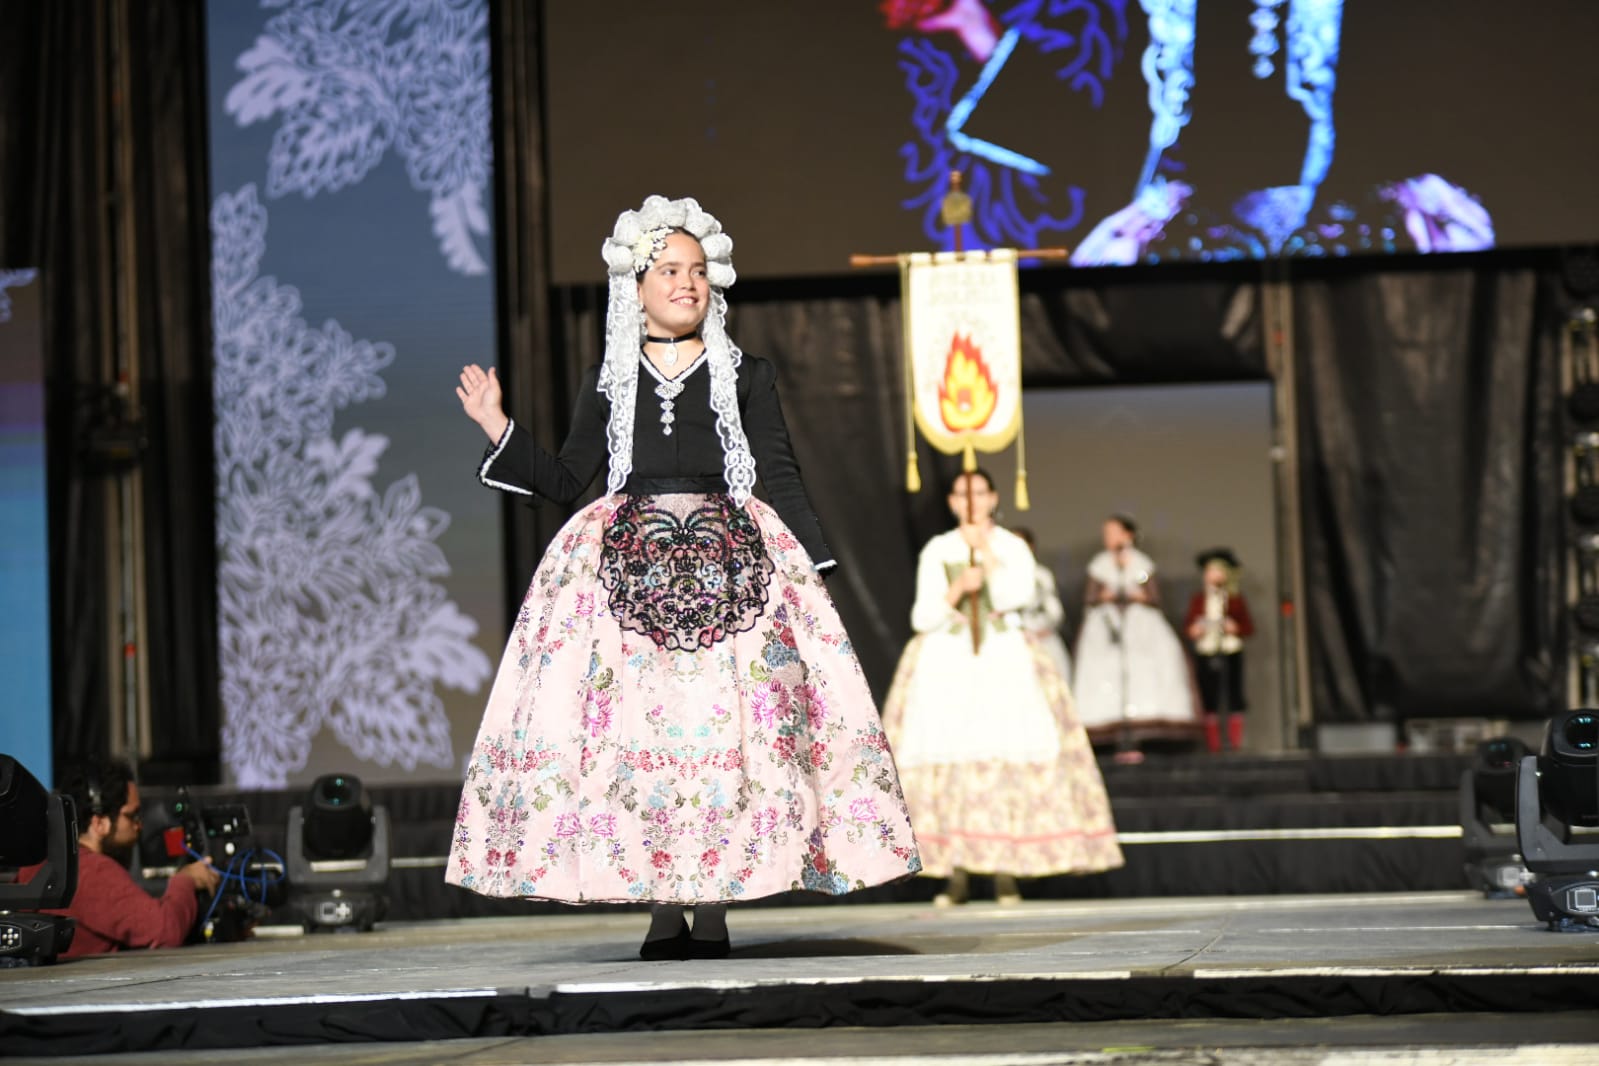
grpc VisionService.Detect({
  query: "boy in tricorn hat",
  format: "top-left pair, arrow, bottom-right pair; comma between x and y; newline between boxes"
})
1183,548 -> 1255,752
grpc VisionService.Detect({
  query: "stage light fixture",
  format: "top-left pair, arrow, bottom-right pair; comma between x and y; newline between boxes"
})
1459,736 -> 1529,897
1570,386 -> 1599,425
1566,308 -> 1599,423
1573,538 -> 1599,641
1572,433 -> 1599,527
0,755 -> 79,965
1575,599 -> 1599,636
1580,644 -> 1599,707
1538,711 -> 1599,830
304,774 -> 374,859
1515,712 -> 1599,930
285,773 -> 390,932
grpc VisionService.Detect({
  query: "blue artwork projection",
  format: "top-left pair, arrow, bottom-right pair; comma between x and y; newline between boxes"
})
207,0 -> 500,786
542,1 -> 1596,280
892,0 -> 1128,251
887,0 -> 1492,265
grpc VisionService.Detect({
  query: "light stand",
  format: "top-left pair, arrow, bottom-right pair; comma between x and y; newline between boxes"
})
1459,737 -> 1528,897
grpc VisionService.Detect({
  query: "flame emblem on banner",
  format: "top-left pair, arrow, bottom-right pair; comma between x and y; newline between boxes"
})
937,333 -> 998,433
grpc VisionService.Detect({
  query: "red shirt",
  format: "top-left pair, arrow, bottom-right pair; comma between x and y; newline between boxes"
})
21,850 -> 199,957
1182,589 -> 1256,645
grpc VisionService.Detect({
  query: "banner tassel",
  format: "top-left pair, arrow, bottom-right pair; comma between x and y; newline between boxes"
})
1014,412 -> 1031,511
900,254 -> 921,495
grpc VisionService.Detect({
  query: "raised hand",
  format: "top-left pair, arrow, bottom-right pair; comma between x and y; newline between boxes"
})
456,364 -> 509,442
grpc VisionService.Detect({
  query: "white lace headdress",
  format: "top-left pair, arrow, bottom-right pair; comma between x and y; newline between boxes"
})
599,196 -> 756,504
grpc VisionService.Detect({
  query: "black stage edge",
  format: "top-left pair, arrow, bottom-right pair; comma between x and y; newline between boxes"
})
6,968 -> 1599,1058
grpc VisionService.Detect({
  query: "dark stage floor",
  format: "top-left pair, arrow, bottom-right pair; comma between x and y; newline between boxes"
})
11,1014 -> 1599,1065
4,891 -> 1598,1061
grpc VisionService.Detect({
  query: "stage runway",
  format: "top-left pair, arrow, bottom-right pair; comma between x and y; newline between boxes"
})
4,891 -> 1598,1061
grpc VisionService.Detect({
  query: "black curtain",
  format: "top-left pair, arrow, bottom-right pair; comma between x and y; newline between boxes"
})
489,0 -> 562,599
2,3 -> 118,770
1293,258 -> 1565,723
1015,265 -> 1265,386
0,1 -> 220,780
124,1 -> 221,780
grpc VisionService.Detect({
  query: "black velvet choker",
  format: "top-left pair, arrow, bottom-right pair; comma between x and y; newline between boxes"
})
643,329 -> 700,345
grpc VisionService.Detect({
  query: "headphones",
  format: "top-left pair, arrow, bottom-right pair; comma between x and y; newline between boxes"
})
84,772 -> 105,818
80,763 -> 113,819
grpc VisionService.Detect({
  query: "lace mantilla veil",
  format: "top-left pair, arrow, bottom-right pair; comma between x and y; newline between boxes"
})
598,196 -> 756,504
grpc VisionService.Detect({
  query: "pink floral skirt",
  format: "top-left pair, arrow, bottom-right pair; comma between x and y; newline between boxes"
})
448,493 -> 922,904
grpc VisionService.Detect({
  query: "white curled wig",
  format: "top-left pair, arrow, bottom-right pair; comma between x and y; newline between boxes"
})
598,196 -> 756,504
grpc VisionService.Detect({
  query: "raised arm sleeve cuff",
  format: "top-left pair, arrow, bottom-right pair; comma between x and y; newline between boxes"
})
477,420 -> 536,496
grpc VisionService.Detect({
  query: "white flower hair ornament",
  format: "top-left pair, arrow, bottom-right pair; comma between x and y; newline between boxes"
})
628,227 -> 671,271
596,196 -> 755,503
601,196 -> 738,286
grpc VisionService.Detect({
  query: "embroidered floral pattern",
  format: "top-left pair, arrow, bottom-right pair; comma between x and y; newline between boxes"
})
598,494 -> 775,652
210,185 -> 491,786
449,494 -> 921,903
222,0 -> 493,275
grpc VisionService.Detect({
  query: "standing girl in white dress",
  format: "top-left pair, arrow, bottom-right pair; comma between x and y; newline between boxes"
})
881,472 -> 1122,903
1072,514 -> 1200,753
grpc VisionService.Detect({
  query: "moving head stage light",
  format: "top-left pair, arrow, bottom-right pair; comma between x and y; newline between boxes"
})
1515,711 -> 1599,930
1460,736 -> 1530,897
285,774 -> 390,932
0,755 -> 78,965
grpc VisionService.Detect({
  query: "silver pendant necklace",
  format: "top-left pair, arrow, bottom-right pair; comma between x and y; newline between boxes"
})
640,346 -> 704,437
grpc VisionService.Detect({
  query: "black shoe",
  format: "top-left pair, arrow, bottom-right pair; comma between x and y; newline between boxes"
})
685,934 -> 731,960
638,922 -> 692,961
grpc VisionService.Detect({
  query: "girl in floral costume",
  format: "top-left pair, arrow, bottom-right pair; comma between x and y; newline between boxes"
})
448,197 -> 920,959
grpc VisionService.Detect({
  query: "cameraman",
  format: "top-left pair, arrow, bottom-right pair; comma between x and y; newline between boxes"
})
22,760 -> 221,957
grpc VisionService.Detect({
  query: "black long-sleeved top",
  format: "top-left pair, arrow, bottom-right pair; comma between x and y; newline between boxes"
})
478,353 -> 834,570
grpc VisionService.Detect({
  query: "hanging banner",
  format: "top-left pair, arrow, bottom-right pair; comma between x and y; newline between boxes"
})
899,246 -> 1029,653
902,249 -> 1023,469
